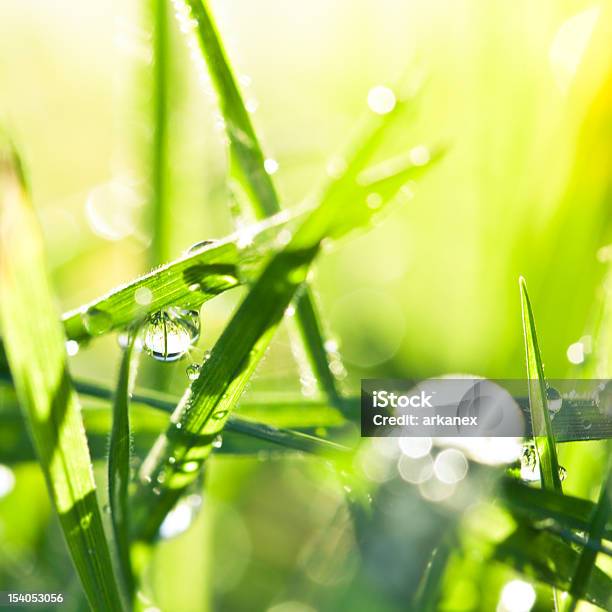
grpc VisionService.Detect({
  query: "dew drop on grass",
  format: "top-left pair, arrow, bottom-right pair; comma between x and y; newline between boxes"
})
520,442 -> 539,482
186,363 -> 201,381
212,410 -> 228,421
367,85 -> 396,115
158,494 -> 203,540
264,158 -> 279,175
143,307 -> 200,362
83,307 -> 112,336
546,387 -> 562,416
179,461 -> 199,474
212,434 -> 223,449
65,340 -> 79,356
520,442 -> 567,483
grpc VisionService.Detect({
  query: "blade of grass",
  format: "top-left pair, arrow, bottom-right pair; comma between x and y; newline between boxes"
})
566,446 -> 612,610
131,128 -> 438,540
499,478 -> 612,540
0,397 -> 348,464
150,0 -> 171,266
177,0 -> 348,410
412,534 -> 455,612
60,209 -> 295,343
494,526 -> 611,609
108,330 -> 141,601
0,137 -> 124,610
519,277 -> 562,492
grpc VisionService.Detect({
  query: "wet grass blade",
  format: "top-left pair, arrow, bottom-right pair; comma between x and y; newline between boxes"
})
179,0 -> 280,217
178,0 -> 348,410
566,447 -> 612,610
519,277 -> 562,492
108,331 -> 140,600
131,126 -> 438,540
0,138 -> 124,610
60,210 -> 294,343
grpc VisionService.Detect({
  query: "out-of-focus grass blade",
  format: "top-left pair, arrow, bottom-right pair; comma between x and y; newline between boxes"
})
412,535 -> 454,612
0,139 -> 124,610
150,0 -> 171,266
108,331 -> 140,600
494,526 -> 611,609
499,478 -> 612,540
519,277 -> 562,492
566,448 -> 612,611
0,397 -> 348,464
60,210 -> 294,343
131,127 -> 438,540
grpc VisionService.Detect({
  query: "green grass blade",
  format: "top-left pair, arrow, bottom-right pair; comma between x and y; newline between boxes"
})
61,210 -> 294,343
150,0 -> 171,266
499,478 -> 612,540
178,0 -> 349,411
566,447 -> 612,610
180,0 -> 280,218
494,526 -> 611,609
108,331 -> 140,600
0,391 -> 349,463
412,535 -> 454,612
131,131 -> 437,540
0,139 -> 124,610
519,277 -> 562,492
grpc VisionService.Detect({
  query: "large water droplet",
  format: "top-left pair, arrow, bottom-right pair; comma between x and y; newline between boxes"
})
143,307 -> 200,362
558,465 -> 568,481
546,387 -> 562,416
158,494 -> 203,540
212,434 -> 223,449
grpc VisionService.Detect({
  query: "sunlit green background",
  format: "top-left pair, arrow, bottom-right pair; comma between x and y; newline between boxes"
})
1,1 -> 611,610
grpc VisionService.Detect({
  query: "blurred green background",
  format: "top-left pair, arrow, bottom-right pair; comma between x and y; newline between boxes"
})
1,1 -> 612,610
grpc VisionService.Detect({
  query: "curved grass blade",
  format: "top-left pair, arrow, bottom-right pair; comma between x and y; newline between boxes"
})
108,330 -> 141,600
131,131 -> 438,540
566,447 -> 612,611
0,138 -> 125,610
519,277 -> 562,492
